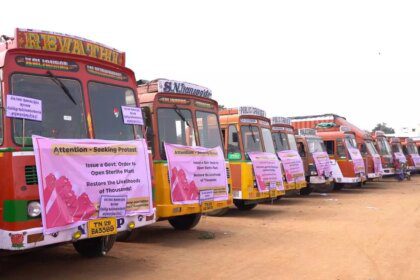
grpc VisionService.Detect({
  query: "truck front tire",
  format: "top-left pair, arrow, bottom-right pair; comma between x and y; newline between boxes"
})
206,207 -> 230,216
168,213 -> 202,230
73,234 -> 116,257
233,200 -> 258,211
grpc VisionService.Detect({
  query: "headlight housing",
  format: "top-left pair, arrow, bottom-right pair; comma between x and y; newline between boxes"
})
27,201 -> 41,218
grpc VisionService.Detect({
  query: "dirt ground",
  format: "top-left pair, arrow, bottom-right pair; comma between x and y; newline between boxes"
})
1,176 -> 420,280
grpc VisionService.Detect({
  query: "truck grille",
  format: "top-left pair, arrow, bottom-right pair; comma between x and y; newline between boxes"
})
25,166 -> 38,185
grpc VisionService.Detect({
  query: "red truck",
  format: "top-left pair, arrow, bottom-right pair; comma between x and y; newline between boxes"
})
290,114 -> 382,180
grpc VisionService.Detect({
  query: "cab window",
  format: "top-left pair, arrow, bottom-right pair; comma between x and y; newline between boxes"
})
196,111 -> 223,149
261,127 -> 275,154
298,142 -> 306,158
12,74 -> 87,145
272,132 -> 289,152
337,139 -> 347,158
360,143 -> 368,156
325,140 -> 335,155
241,125 -> 263,154
228,125 -> 241,155
157,108 -> 195,159
88,82 -> 140,140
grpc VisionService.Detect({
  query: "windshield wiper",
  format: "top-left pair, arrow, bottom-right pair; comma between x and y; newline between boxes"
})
46,71 -> 77,105
174,105 -> 190,127
249,124 -> 256,143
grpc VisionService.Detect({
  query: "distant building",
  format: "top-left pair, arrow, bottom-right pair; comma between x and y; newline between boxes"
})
386,124 -> 420,138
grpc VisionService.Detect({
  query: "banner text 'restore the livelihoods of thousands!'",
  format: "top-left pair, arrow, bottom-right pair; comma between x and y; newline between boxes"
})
312,151 -> 332,177
33,136 -> 153,234
277,150 -> 305,184
164,143 -> 228,204
347,147 -> 366,174
248,152 -> 284,192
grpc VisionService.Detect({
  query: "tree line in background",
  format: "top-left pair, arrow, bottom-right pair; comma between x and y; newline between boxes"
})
372,123 -> 395,134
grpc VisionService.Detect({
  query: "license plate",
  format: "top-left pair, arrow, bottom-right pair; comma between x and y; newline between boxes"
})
87,217 -> 117,238
201,201 -> 214,212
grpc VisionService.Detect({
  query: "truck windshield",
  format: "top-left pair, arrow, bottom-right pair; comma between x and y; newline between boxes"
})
261,127 -> 275,153
377,137 -> 391,156
196,111 -> 223,149
11,74 -> 87,145
241,125 -> 263,153
307,138 -> 326,153
365,140 -> 379,156
287,134 -> 298,151
345,135 -> 358,149
88,82 -> 139,141
272,132 -> 290,152
407,143 -> 418,155
158,108 -> 195,159
391,143 -> 403,153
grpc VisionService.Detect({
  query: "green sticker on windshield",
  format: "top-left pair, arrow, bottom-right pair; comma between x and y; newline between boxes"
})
228,153 -> 242,160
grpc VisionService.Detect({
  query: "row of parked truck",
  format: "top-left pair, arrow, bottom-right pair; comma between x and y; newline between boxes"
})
0,29 -> 419,257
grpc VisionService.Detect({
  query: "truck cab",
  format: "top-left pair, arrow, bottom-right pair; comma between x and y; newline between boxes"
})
138,79 -> 232,227
0,28 -> 155,256
294,129 -> 333,194
359,133 -> 383,179
317,126 -> 367,186
219,107 -> 285,210
271,116 -> 307,194
402,138 -> 420,172
372,131 -> 395,176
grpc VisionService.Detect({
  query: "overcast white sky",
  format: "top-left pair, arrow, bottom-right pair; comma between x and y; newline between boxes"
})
1,0 -> 419,131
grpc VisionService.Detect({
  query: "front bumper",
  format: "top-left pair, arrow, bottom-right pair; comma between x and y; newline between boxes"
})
309,176 -> 326,184
157,198 -> 233,219
367,172 -> 381,179
382,168 -> 395,176
0,211 -> 156,251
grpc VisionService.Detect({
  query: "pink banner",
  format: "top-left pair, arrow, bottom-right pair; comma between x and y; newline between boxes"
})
372,155 -> 383,175
312,151 -> 332,177
394,152 -> 407,163
412,154 -> 420,168
33,136 -> 153,234
248,152 -> 284,192
277,150 -> 305,184
347,147 -> 365,174
164,143 -> 228,204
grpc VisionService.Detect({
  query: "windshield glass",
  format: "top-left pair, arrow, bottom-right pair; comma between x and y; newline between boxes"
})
11,74 -> 87,145
158,108 -> 195,159
88,82 -> 139,140
377,137 -> 391,156
345,135 -> 358,149
196,111 -> 223,149
366,140 -> 379,155
307,137 -> 326,153
261,127 -> 275,153
272,132 -> 290,152
391,143 -> 403,153
407,143 -> 418,155
287,134 -> 298,151
241,125 -> 263,153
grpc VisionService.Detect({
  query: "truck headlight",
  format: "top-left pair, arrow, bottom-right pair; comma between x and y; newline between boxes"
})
28,201 -> 41,218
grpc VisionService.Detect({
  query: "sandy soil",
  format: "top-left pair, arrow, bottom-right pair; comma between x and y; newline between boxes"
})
1,176 -> 420,280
